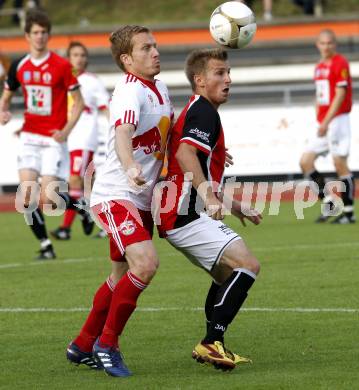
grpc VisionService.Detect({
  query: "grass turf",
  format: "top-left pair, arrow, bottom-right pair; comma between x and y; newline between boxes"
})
0,201 -> 358,389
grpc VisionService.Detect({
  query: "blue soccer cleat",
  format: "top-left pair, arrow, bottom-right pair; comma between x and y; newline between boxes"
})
66,342 -> 100,369
93,339 -> 132,377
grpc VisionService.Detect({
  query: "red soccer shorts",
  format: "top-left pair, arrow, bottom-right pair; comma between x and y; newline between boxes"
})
92,200 -> 154,262
69,149 -> 94,177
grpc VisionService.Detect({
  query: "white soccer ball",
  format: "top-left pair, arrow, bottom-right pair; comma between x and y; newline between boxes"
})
209,1 -> 257,49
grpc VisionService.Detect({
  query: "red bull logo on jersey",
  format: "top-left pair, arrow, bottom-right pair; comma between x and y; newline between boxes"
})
132,116 -> 171,161
132,126 -> 162,155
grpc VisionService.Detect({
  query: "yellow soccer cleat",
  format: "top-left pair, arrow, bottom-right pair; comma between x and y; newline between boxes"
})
224,347 -> 253,364
192,341 -> 236,371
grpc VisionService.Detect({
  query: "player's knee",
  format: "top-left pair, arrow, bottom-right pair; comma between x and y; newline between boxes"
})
246,256 -> 260,275
20,186 -> 35,208
333,158 -> 349,176
235,254 -> 260,275
299,157 -> 306,172
142,255 -> 159,277
299,155 -> 310,173
131,252 -> 159,282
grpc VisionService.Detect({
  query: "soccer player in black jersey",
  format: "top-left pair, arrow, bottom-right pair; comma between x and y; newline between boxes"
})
157,48 -> 262,370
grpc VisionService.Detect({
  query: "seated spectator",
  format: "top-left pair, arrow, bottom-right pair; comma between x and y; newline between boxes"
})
239,0 -> 273,21
0,0 -> 40,25
292,0 -> 314,15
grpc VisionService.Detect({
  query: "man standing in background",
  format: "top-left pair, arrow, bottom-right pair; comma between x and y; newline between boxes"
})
0,10 -> 93,259
300,29 -> 355,224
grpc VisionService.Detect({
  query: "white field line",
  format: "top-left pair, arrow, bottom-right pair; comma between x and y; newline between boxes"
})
0,257 -> 105,269
0,307 -> 357,313
1,241 -> 358,270
254,241 -> 359,252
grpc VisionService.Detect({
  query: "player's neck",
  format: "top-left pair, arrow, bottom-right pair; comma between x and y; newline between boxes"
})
74,69 -> 85,77
30,47 -> 49,60
321,52 -> 336,63
127,70 -> 155,83
198,93 -> 219,111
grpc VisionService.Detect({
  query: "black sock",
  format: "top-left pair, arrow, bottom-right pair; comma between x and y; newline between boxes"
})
340,175 -> 355,216
308,170 -> 325,199
205,281 -> 221,333
58,192 -> 86,215
24,206 -> 48,241
203,269 -> 256,344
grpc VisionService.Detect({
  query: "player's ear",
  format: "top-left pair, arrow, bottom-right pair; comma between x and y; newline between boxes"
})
194,73 -> 205,89
120,53 -> 131,67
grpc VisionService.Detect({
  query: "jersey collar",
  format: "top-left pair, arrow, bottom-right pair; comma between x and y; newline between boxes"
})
30,51 -> 50,67
127,72 -> 163,105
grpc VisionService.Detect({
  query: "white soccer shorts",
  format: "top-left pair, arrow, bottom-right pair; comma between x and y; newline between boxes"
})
304,113 -> 351,157
165,213 -> 241,272
17,132 -> 69,179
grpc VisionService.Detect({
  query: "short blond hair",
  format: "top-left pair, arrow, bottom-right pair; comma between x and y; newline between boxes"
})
318,29 -> 336,42
110,25 -> 150,71
185,48 -> 228,91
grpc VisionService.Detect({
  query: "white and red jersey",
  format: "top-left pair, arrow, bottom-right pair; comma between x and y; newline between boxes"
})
157,95 -> 226,236
90,72 -> 173,211
67,71 -> 109,152
5,51 -> 79,137
314,53 -> 352,123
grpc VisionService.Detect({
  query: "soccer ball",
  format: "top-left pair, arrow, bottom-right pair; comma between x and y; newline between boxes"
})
209,1 -> 257,49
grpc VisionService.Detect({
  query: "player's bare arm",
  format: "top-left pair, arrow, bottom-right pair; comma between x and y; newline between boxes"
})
115,123 -> 146,188
317,86 -> 346,137
0,89 -> 13,125
52,88 -> 84,143
176,142 -> 223,220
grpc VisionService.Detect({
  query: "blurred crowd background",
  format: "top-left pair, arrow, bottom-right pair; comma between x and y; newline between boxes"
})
0,0 -> 358,28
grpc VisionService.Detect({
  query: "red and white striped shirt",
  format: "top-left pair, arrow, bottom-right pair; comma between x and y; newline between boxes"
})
91,72 -> 173,211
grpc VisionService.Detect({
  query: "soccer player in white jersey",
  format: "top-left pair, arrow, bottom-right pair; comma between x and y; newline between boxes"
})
66,25 -> 173,377
51,41 -> 110,240
0,10 -> 94,260
300,29 -> 355,224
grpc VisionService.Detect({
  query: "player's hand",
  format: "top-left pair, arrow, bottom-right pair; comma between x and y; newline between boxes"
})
126,163 -> 147,189
51,129 -> 68,143
205,193 -> 224,220
231,201 -> 262,226
317,122 -> 328,137
225,148 -> 234,167
0,110 -> 11,125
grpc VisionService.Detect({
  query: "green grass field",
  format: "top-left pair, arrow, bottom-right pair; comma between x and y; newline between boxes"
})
1,202 -> 358,389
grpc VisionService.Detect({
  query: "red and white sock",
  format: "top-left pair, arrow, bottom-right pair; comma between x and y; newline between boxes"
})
99,271 -> 148,348
73,277 -> 115,352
